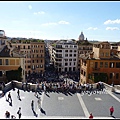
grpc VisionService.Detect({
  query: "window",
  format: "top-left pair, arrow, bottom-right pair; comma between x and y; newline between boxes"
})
18,46 -> 20,49
74,54 -> 76,57
64,59 -> 68,61
28,66 -> 31,68
116,73 -> 119,79
110,73 -> 112,79
65,45 -> 68,48
36,65 -> 39,68
73,59 -> 76,61
32,65 -> 35,70
65,54 -> 68,57
81,69 -> 83,74
100,62 -> 103,68
106,52 -> 109,57
105,62 -> 108,68
40,65 -> 43,68
65,63 -> 68,66
116,62 -> 120,68
28,46 -> 30,49
84,71 -> 86,76
5,59 -> 9,65
110,62 -> 114,68
90,62 -> 93,67
101,52 -> 104,57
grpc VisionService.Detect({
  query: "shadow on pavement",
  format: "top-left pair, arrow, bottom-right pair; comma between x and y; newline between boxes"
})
40,108 -> 46,115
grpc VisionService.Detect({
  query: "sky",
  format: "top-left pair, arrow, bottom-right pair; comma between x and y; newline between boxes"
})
0,1 -> 120,42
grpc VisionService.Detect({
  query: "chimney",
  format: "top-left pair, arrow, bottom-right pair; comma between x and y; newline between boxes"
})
89,52 -> 94,58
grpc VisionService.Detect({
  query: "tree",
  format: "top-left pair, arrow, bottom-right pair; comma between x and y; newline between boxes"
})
94,73 -> 108,83
6,66 -> 22,82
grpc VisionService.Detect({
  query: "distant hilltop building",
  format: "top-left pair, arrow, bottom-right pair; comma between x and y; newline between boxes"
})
79,31 -> 84,41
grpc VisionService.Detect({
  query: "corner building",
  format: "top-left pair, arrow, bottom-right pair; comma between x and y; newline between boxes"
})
80,41 -> 120,85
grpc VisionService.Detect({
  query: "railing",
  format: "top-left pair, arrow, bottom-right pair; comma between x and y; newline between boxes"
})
0,80 -> 117,94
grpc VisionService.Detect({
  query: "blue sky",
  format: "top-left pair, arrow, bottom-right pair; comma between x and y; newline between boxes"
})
0,1 -> 120,42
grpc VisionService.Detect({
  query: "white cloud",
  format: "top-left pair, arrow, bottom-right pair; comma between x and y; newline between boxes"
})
58,21 -> 70,24
41,20 -> 70,26
104,19 -> 120,25
28,5 -> 32,9
41,22 -> 58,26
87,27 -> 98,30
34,11 -> 45,15
106,27 -> 119,30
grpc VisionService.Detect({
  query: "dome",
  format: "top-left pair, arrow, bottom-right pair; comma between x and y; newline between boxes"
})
0,30 -> 5,38
79,32 -> 84,41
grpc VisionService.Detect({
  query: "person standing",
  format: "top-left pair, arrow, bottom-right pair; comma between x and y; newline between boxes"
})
7,92 -> 12,102
110,106 -> 114,116
31,100 -> 34,111
17,89 -> 20,99
89,113 -> 93,119
5,111 -> 10,118
17,107 -> 22,119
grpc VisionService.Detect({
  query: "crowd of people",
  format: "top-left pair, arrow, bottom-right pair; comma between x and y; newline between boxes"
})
25,70 -> 79,84
23,70 -> 105,94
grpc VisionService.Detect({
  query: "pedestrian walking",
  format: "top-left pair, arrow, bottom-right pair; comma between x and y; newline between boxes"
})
44,84 -> 46,93
89,113 -> 93,119
17,107 -> 22,119
7,92 -> 12,102
110,106 -> 114,116
31,100 -> 34,110
17,89 -> 20,100
37,97 -> 41,109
